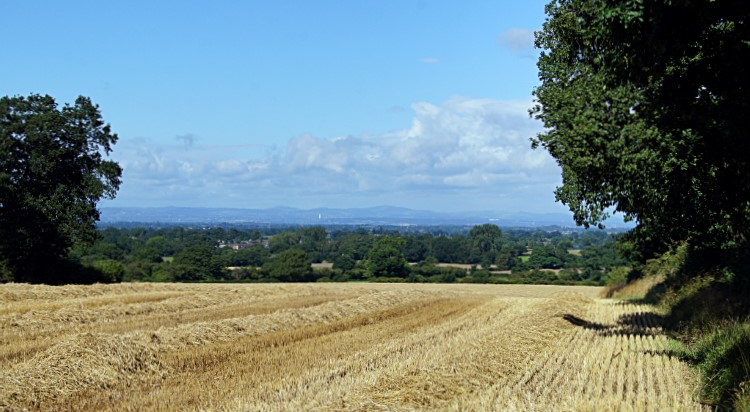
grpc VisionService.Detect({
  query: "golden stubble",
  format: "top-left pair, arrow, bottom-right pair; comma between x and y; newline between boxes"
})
0,283 -> 704,411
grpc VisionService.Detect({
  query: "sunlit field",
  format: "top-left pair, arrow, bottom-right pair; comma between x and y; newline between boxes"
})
0,283 -> 703,410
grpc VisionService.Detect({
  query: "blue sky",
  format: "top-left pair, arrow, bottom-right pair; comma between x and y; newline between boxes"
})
2,0 -> 575,214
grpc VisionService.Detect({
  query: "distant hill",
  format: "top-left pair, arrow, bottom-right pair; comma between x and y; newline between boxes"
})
100,206 -> 634,229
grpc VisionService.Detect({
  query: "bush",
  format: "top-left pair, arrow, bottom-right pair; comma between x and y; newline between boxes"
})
174,246 -> 222,278
638,244 -> 688,284
469,270 -> 490,283
331,270 -> 350,282
367,237 -> 408,278
604,266 -> 630,285
347,267 -> 369,280
440,270 -> 457,283
168,264 -> 209,282
528,270 -> 557,283
262,249 -> 313,282
92,260 -> 125,283
150,265 -> 174,282
409,265 -> 463,283
332,254 -> 356,272
311,268 -> 346,282
222,267 -> 263,282
123,261 -> 154,282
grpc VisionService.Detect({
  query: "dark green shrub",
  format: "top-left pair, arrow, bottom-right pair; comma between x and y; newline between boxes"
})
262,249 -> 313,282
92,260 -> 125,283
123,260 -> 154,281
168,264 -> 209,282
150,265 -> 175,282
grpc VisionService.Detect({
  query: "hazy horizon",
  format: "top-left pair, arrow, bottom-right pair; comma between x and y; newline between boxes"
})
99,204 -> 635,228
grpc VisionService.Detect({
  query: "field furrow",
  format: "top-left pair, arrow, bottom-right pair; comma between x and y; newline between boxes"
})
0,283 -> 705,410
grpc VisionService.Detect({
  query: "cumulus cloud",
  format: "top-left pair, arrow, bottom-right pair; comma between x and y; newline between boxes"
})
282,97 -> 555,190
109,97 -> 561,210
497,28 -> 536,55
286,134 -> 354,173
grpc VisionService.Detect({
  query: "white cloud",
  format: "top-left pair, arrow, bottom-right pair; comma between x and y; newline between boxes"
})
108,97 -> 561,211
286,134 -> 352,173
277,97 -> 556,193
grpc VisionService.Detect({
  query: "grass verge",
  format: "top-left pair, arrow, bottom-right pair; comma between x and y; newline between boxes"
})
610,242 -> 750,410
674,323 -> 750,410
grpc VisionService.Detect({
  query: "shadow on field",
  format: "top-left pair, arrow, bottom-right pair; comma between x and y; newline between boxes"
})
562,312 -> 666,338
562,314 -> 607,330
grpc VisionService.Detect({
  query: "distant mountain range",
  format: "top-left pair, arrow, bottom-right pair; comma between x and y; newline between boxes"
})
100,206 -> 634,229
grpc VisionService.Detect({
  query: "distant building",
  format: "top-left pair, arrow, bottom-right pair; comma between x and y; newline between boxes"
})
217,238 -> 269,249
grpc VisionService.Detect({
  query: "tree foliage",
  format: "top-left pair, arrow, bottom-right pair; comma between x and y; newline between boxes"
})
223,244 -> 268,267
532,0 -> 750,253
367,237 -> 408,278
467,224 -> 503,264
70,224 -> 624,285
91,259 -> 125,283
263,248 -> 313,282
173,245 -> 222,280
0,95 -> 122,283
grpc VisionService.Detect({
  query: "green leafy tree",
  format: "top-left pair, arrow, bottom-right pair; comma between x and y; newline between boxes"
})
532,0 -> 750,253
298,227 -> 328,262
429,235 -> 466,263
263,248 -> 313,282
150,265 -> 175,282
332,253 -> 356,272
133,244 -> 163,263
527,245 -> 565,270
467,224 -> 503,264
79,241 -> 125,262
269,231 -> 301,254
173,245 -> 221,280
166,263 -> 206,282
123,260 -> 155,282
336,231 -> 373,260
420,256 -> 439,267
0,95 -> 122,283
249,229 -> 263,241
494,246 -> 515,270
367,237 -> 409,278
144,235 -> 171,255
403,235 -> 429,262
92,259 -> 125,283
223,244 -> 269,267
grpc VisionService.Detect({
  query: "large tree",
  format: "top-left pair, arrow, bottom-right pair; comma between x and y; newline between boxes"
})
0,94 -> 122,283
532,0 -> 749,254
263,248 -> 313,282
367,237 -> 409,278
173,245 -> 223,280
467,224 -> 503,264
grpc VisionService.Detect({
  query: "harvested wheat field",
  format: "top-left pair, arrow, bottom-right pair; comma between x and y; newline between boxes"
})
0,282 -> 705,411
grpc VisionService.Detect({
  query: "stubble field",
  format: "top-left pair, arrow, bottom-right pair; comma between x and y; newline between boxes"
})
0,282 -> 704,410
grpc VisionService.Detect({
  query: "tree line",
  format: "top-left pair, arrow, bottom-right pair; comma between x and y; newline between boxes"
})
68,224 -> 629,285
